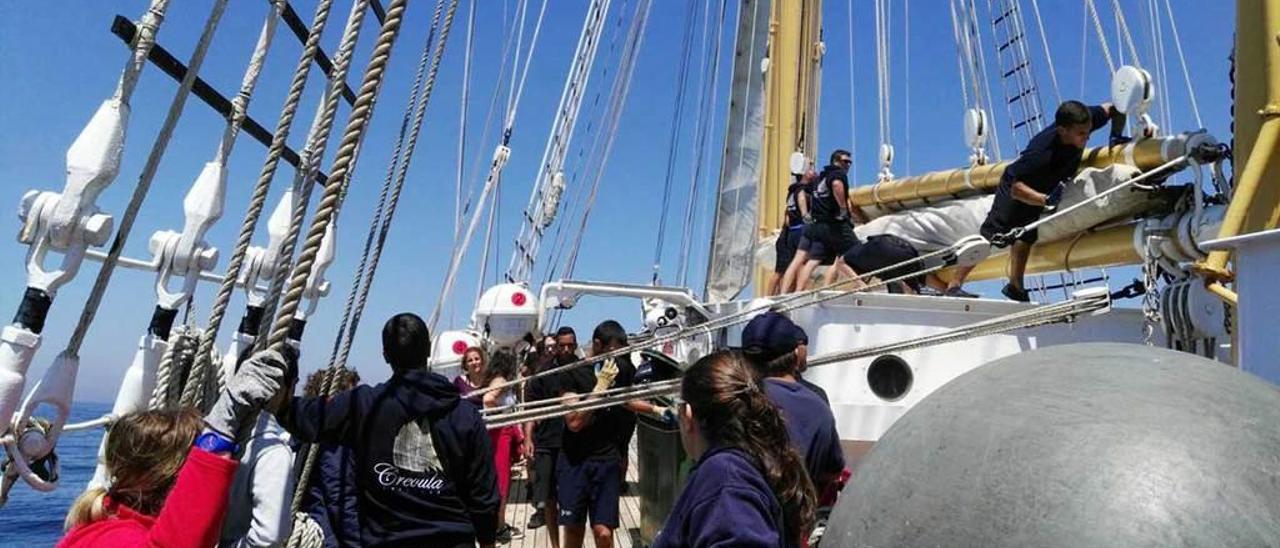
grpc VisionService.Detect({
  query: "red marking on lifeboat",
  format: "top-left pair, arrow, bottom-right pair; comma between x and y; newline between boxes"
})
452,340 -> 468,355
511,292 -> 527,306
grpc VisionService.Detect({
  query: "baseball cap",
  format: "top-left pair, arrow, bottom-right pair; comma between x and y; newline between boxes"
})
741,311 -> 801,362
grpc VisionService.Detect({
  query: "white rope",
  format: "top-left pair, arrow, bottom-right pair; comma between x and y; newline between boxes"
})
846,0 -> 858,182
1161,0 -> 1202,129
454,0 -> 476,243
1085,0 -> 1117,73
949,0 -> 972,110
115,0 -> 174,103
968,0 -> 1002,160
674,0 -> 723,286
1028,0 -> 1062,104
428,0 -> 552,331
904,0 -> 911,175
874,0 -> 891,154
559,0 -> 652,281
1110,0 -> 1142,68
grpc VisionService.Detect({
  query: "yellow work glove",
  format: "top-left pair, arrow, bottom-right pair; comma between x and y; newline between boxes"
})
593,357 -> 619,393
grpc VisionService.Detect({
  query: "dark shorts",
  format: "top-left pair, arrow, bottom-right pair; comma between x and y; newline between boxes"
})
981,198 -> 1043,247
775,226 -> 804,272
557,454 -> 621,528
843,234 -> 923,292
532,448 -> 559,506
803,222 -> 859,263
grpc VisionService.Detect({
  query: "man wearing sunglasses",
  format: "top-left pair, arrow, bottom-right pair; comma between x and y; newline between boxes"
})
789,149 -> 866,291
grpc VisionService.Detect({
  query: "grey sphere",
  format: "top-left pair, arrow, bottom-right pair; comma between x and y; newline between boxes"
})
826,343 -> 1280,548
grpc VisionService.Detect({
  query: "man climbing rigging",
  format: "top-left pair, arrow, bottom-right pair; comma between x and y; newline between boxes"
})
946,100 -> 1129,301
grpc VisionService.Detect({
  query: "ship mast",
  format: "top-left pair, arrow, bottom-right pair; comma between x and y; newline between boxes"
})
756,0 -> 824,296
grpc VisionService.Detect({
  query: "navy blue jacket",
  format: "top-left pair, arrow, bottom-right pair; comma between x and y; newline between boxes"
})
652,446 -> 792,548
764,378 -> 845,494
281,368 -> 499,547
299,441 -> 361,547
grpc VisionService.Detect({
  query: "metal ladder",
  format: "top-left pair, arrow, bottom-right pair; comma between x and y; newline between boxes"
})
986,0 -> 1045,149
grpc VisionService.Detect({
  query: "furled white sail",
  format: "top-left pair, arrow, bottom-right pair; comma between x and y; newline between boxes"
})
704,0 -> 770,303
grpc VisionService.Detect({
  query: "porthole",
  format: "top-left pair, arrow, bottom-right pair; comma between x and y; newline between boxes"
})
868,354 -> 913,401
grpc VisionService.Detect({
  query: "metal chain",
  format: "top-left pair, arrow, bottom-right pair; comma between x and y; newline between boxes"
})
1141,234 -> 1162,346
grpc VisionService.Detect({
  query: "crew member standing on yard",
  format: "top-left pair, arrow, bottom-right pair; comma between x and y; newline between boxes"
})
946,100 -> 1128,301
772,168 -> 817,295
794,150 -> 866,291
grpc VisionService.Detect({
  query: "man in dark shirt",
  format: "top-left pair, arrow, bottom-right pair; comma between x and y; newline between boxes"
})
795,149 -> 867,291
740,312 -> 845,499
947,100 -> 1126,301
557,321 -> 635,548
522,330 -> 573,545
276,313 -> 499,548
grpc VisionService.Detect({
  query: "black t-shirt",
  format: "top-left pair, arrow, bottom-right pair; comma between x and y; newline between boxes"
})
559,355 -> 636,462
784,178 -> 811,228
810,165 -> 850,223
526,370 -> 565,450
994,105 -> 1108,208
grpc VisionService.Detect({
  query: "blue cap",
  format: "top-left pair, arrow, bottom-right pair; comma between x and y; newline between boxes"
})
741,311 -> 801,361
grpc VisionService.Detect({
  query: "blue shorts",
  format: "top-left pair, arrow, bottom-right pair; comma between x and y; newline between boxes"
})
556,454 -> 621,528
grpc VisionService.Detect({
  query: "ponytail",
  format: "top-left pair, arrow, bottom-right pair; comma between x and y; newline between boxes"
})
65,487 -> 108,531
682,351 -> 817,544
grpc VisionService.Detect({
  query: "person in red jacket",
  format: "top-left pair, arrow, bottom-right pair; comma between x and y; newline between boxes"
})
59,350 -> 289,548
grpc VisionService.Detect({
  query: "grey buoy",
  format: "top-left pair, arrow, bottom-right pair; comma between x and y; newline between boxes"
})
825,343 -> 1280,547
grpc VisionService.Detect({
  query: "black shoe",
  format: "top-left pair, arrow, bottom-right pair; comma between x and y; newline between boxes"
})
504,523 -> 525,540
527,510 -> 546,530
1001,283 -> 1031,302
496,526 -> 512,544
945,286 -> 979,298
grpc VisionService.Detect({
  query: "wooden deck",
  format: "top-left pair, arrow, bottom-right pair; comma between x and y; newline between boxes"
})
503,437 -> 645,548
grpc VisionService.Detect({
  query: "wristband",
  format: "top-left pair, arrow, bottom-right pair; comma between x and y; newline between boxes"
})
194,430 -> 239,455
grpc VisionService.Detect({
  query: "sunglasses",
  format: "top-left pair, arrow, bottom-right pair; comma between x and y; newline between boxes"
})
837,158 -> 852,165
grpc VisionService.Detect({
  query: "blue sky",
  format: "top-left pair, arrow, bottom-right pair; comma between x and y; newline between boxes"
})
0,1 -> 1235,403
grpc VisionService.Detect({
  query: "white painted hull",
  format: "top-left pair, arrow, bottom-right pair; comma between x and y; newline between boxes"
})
711,292 -> 1149,446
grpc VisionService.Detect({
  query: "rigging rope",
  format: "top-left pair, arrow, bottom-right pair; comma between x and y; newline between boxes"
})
560,0 -> 653,281
1161,0 -> 1202,129
847,0 -> 858,182
1110,0 -> 1142,68
1028,0 -> 1062,104
178,1 -> 289,409
115,1 -> 174,103
1085,0 -> 1117,74
261,0 -> 412,351
676,0 -> 728,287
253,0 -> 376,349
63,0 -> 228,357
874,0 -> 891,164
454,0 -> 476,243
425,0 -> 551,331
191,0 -> 342,386
650,1 -> 698,284
904,0 -> 911,175
290,1 -> 460,532
968,0 -> 1003,160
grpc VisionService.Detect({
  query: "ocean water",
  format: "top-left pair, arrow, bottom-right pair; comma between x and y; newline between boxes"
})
1,401 -> 112,547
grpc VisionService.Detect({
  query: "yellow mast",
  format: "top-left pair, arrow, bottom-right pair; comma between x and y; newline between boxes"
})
1193,0 -> 1280,305
757,0 -> 823,296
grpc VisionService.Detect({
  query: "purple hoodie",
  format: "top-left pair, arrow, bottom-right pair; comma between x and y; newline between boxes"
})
652,446 -> 793,548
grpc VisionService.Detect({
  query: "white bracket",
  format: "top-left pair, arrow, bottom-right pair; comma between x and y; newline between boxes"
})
297,221 -> 336,322
964,108 -> 990,166
878,144 -> 895,182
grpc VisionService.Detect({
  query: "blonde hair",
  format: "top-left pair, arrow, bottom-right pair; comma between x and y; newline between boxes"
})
65,408 -> 202,531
